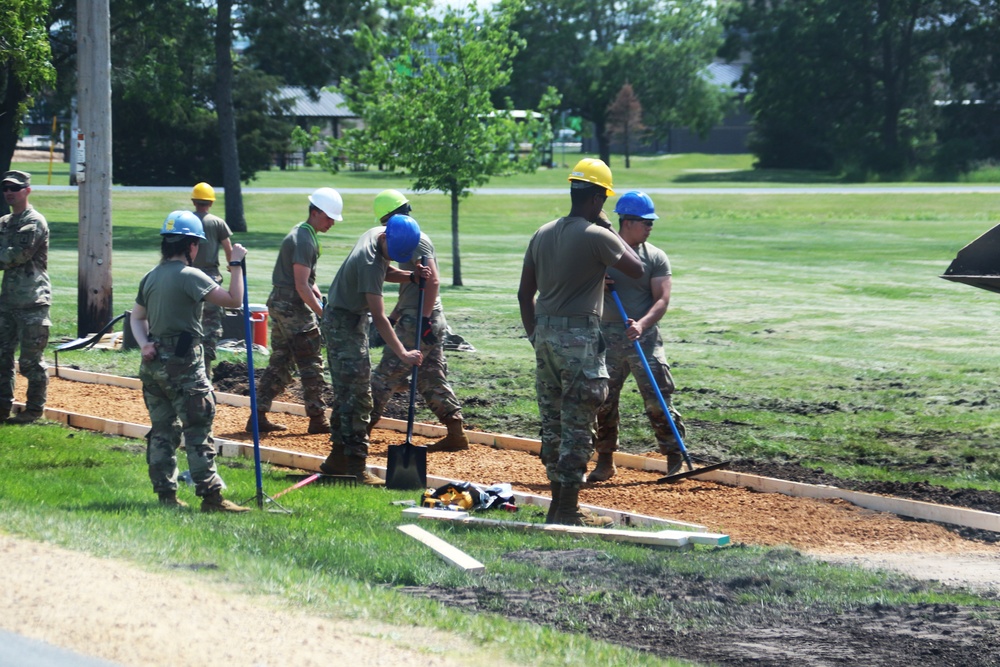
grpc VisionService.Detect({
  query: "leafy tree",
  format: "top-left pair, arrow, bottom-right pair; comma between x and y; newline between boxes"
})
606,83 -> 645,169
727,0 -> 953,175
499,0 -> 729,166
327,1 -> 557,286
1,0 -> 55,213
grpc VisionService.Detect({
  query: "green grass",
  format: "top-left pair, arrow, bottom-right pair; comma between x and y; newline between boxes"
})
30,175 -> 1000,492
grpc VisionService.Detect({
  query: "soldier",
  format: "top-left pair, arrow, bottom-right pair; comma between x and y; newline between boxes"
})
517,158 -> 643,526
590,191 -> 686,482
246,188 -> 340,435
0,170 -> 50,424
319,214 -> 427,485
189,182 -> 233,376
368,190 -> 468,452
130,210 -> 250,512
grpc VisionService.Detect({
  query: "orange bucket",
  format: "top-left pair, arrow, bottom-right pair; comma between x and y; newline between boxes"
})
248,304 -> 269,347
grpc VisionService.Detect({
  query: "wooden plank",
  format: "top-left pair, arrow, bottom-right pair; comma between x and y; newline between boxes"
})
402,507 -> 470,519
397,524 -> 485,572
414,512 -> 716,549
697,470 -> 1000,534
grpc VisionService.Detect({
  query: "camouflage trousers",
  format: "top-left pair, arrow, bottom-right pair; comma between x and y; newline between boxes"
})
595,324 -> 685,455
140,340 -> 224,497
200,273 -> 224,368
532,316 -> 609,485
256,288 -> 328,418
322,308 -> 372,458
371,308 -> 462,425
0,306 -> 50,414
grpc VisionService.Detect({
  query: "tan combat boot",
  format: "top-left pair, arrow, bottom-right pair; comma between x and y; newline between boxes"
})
8,410 -> 43,424
586,452 -> 616,483
246,412 -> 287,433
555,485 -> 613,527
200,490 -> 251,513
308,414 -> 331,434
545,482 -> 562,524
665,450 -> 684,476
346,456 -> 385,486
425,418 -> 470,453
319,442 -> 348,476
158,491 -> 189,508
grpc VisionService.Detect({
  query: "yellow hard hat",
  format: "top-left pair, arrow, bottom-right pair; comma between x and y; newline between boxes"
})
568,158 -> 614,197
191,182 -> 216,202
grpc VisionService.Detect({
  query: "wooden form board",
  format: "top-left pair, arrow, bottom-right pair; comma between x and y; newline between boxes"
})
408,510 -> 730,548
38,367 -> 1000,534
397,524 -> 485,572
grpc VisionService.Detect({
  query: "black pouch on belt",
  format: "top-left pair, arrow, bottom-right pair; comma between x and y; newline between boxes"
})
174,331 -> 194,357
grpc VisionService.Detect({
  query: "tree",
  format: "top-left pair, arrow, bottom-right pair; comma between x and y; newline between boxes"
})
606,83 -> 645,169
727,0 -> 953,175
1,0 -> 55,214
327,1 -> 557,286
499,0 -> 729,166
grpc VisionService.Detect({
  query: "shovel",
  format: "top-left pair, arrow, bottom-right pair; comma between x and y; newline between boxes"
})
607,284 -> 729,483
385,258 -> 428,490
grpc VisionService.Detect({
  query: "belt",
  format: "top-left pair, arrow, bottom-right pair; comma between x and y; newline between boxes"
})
535,315 -> 598,328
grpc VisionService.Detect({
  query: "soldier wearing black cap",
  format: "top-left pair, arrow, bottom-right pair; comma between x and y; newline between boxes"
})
0,170 -> 50,424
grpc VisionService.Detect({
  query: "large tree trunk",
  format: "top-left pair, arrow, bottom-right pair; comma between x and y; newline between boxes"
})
0,66 -> 24,217
215,0 -> 246,232
450,189 -> 462,287
594,118 -> 611,167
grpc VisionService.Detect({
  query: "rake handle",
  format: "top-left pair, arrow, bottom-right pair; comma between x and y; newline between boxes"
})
608,284 -> 693,472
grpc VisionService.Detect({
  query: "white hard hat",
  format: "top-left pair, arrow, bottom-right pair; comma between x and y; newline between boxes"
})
308,187 -> 344,221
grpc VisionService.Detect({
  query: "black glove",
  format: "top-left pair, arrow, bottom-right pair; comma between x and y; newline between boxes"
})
420,319 -> 438,346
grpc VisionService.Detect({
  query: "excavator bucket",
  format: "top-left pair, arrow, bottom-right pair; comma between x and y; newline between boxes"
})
941,222 -> 1000,294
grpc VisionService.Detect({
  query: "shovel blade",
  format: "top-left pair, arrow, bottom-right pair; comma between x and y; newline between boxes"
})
386,442 -> 427,490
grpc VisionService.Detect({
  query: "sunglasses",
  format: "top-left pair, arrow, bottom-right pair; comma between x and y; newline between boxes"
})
625,217 -> 654,228
2,184 -> 26,193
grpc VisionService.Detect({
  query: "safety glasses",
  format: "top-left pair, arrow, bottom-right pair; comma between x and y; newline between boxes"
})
2,184 -> 26,193
625,217 -> 654,228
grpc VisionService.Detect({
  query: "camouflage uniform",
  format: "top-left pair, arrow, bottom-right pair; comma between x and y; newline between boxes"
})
523,216 -> 626,485
370,233 -> 462,425
255,223 -> 329,419
0,205 -> 50,417
191,212 -> 232,369
596,240 -> 685,455
136,260 -> 224,497
323,227 -> 390,457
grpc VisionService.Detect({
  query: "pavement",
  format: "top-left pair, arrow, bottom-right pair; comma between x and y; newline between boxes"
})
0,629 -> 122,667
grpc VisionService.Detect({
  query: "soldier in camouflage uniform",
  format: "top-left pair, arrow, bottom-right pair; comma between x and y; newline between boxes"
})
189,182 -> 233,376
131,210 -> 250,512
517,158 -> 642,526
0,170 -> 50,424
591,191 -> 686,483
368,190 -> 468,453
246,189 -> 341,435
319,215 -> 427,486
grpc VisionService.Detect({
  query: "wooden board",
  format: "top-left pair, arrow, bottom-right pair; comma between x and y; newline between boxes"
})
397,524 -> 485,572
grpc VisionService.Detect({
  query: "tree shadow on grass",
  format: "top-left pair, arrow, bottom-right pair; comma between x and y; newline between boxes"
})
673,168 -> 847,184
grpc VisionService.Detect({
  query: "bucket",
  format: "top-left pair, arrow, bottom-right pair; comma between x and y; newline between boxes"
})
249,304 -> 269,347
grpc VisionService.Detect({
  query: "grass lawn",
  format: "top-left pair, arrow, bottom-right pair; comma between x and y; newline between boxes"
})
5,154 -> 1000,664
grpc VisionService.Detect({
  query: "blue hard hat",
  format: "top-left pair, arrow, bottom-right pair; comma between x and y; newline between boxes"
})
613,191 -> 658,220
160,210 -> 206,239
385,214 -> 421,262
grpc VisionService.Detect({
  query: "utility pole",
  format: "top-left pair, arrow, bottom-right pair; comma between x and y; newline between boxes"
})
76,0 -> 114,337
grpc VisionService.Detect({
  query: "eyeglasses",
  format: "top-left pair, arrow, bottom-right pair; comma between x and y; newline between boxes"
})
2,184 -> 26,193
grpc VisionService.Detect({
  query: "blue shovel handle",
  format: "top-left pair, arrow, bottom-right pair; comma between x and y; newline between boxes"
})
608,283 -> 693,472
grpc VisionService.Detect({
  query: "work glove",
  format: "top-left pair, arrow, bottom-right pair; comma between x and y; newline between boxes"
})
420,319 -> 438,346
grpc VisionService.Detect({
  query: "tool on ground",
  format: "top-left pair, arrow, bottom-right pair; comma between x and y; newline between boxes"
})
607,284 -> 729,483
386,257 -> 429,490
236,259 -> 290,512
